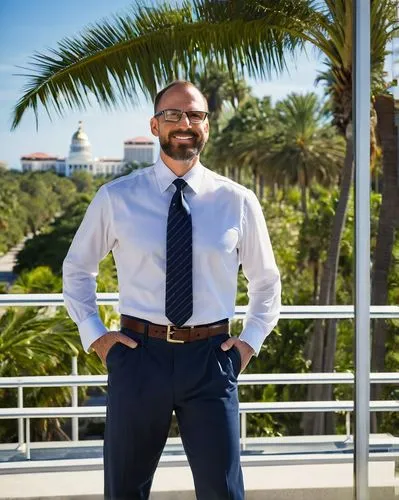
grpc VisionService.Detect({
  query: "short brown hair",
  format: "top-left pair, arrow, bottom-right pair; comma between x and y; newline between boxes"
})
154,80 -> 208,113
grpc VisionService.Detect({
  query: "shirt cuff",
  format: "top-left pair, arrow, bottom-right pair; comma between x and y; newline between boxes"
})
78,314 -> 108,353
239,323 -> 273,357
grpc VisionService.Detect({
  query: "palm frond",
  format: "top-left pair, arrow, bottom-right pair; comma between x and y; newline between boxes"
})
11,0 -> 322,129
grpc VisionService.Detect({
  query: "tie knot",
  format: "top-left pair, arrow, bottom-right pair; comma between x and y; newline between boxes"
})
173,178 -> 187,192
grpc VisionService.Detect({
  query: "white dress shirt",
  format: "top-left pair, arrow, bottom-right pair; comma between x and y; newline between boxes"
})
62,158 -> 281,355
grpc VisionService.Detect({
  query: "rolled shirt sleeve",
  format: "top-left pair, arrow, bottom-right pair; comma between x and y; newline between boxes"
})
238,189 -> 281,356
62,185 -> 117,353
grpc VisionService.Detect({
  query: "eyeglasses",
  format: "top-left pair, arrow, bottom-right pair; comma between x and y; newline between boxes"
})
154,109 -> 209,124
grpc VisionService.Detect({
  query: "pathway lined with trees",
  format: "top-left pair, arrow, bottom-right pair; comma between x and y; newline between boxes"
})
0,235 -> 31,287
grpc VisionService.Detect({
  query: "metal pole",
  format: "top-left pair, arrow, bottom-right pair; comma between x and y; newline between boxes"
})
17,386 -> 24,448
346,411 -> 351,439
353,0 -> 371,498
71,356 -> 79,441
25,418 -> 31,460
240,413 -> 247,451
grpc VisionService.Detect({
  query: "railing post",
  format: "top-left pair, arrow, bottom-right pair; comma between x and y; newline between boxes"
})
71,356 -> 79,441
240,412 -> 247,451
17,386 -> 24,449
25,418 -> 31,460
346,411 -> 351,438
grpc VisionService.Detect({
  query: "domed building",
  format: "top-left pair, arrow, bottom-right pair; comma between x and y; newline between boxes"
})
21,122 -> 155,176
68,121 -> 93,162
64,121 -> 126,177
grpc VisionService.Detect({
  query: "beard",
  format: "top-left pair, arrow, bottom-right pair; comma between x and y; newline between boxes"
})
160,130 -> 207,161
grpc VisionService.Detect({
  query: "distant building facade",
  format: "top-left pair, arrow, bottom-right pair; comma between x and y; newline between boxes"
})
21,153 -> 59,173
20,122 -> 155,176
124,136 -> 155,165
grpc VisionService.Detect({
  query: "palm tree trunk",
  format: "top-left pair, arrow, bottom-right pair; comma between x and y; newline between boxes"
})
230,166 -> 236,182
300,184 -> 308,216
302,126 -> 354,435
259,174 -> 265,201
298,169 -> 308,216
375,168 -> 379,194
252,168 -> 258,196
272,182 -> 278,199
312,262 -> 319,303
323,321 -> 338,434
370,95 -> 399,432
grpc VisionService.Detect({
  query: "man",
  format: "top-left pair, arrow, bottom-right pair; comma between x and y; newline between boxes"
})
63,80 -> 281,500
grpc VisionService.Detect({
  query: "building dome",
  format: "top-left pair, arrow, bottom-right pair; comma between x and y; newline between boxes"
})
68,121 -> 92,162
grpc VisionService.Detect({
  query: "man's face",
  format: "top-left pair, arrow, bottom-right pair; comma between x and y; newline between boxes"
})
150,86 -> 209,162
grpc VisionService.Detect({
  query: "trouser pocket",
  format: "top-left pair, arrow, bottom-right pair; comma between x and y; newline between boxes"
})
229,344 -> 242,377
105,342 -> 128,371
210,334 -> 241,380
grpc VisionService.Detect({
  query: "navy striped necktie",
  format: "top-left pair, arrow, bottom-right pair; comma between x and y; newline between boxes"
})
165,179 -> 193,326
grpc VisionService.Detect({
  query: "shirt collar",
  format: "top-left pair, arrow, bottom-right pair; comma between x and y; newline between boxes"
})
154,157 -> 204,194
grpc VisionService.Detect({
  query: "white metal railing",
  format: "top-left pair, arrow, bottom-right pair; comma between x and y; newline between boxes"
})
1,296 -> 399,460
1,294 -> 399,319
1,372 -> 398,459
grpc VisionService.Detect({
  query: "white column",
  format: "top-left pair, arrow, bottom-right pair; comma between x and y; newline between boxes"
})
354,0 -> 371,499
17,386 -> 24,448
71,356 -> 79,441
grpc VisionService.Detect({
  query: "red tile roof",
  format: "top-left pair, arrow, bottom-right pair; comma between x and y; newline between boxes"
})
124,136 -> 154,145
21,152 -> 59,161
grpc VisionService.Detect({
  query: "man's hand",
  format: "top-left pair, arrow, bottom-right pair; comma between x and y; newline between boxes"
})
91,331 -> 138,366
221,337 -> 255,374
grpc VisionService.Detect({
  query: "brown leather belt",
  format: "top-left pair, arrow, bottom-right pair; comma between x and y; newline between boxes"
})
120,316 -> 229,343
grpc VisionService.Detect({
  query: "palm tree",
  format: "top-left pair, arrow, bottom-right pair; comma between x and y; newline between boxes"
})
1,261 -> 118,442
270,92 -> 344,215
302,0 -> 396,435
211,92 -> 344,206
195,63 -> 251,178
10,266 -> 62,294
370,94 -> 399,432
230,128 -> 275,198
0,305 -> 112,442
11,0 -> 398,435
205,95 -> 276,191
195,62 -> 250,131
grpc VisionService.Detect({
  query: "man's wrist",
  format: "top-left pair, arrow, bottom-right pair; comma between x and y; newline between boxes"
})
239,339 -> 255,356
89,331 -> 108,353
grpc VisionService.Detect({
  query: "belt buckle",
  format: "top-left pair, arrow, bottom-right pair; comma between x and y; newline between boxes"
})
166,325 -> 185,344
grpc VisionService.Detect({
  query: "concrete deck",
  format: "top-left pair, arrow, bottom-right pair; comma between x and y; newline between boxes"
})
0,435 -> 398,499
0,459 -> 397,499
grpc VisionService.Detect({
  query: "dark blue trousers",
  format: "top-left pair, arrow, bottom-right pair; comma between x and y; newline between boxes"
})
103,320 -> 244,500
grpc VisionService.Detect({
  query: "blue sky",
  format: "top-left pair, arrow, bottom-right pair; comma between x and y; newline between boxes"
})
0,0 -> 329,169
